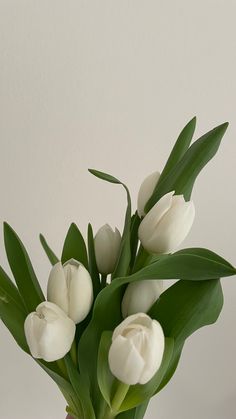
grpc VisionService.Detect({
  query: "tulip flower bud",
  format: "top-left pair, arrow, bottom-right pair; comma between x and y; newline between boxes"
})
47,259 -> 93,324
122,280 -> 163,318
138,191 -> 195,254
137,171 -> 160,217
24,301 -> 76,362
94,224 -> 121,275
108,313 -> 165,385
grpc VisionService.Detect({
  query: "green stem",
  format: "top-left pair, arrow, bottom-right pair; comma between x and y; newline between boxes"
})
111,381 -> 130,413
56,358 -> 68,379
70,340 -> 78,367
131,245 -> 150,273
101,274 -> 107,288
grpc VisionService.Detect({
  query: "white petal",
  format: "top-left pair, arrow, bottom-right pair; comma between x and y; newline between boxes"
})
24,302 -> 76,362
137,171 -> 160,217
138,191 -> 174,249
47,262 -> 69,315
147,199 -> 195,253
108,335 -> 145,385
38,314 -> 75,362
122,280 -> 163,318
95,224 -> 115,274
69,264 -> 93,323
139,320 -> 165,384
112,312 -> 152,341
24,313 -> 43,358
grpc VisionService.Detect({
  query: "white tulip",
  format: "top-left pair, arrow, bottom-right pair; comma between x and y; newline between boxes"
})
137,171 -> 160,217
108,313 -> 165,385
122,280 -> 163,318
24,301 -> 76,362
94,224 -> 121,275
138,191 -> 195,254
47,259 -> 93,324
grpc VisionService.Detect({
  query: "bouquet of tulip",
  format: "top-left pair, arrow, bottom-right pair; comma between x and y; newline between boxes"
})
1,117 -> 235,419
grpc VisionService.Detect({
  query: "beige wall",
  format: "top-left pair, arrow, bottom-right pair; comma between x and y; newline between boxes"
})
0,1 -> 236,418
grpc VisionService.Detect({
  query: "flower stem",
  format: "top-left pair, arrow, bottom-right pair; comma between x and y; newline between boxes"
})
56,358 -> 68,379
101,274 -> 107,288
111,381 -> 130,413
70,339 -> 78,367
132,245 -> 150,273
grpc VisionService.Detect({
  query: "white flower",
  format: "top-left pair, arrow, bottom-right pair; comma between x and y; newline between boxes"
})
108,313 -> 165,385
24,301 -> 76,362
122,280 -> 163,318
47,259 -> 93,324
138,191 -> 195,254
137,171 -> 160,217
94,224 -> 121,274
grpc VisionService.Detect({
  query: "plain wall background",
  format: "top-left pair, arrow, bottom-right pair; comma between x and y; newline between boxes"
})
0,1 -> 236,418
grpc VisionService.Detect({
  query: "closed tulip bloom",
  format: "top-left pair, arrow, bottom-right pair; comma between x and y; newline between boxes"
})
138,191 -> 195,254
47,259 -> 93,324
137,171 -> 161,217
94,224 -> 121,274
122,280 -> 164,318
108,313 -> 165,385
24,301 -> 76,362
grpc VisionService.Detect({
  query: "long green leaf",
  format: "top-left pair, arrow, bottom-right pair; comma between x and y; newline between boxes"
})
88,169 -> 121,184
39,234 -> 59,265
4,222 -> 44,312
0,265 -> 26,312
145,122 -> 228,211
149,279 -> 223,346
129,212 -> 141,272
87,224 -> 100,297
0,266 -> 28,352
89,168 -> 132,278
128,248 -> 236,282
149,279 -> 223,392
61,223 -> 88,268
64,354 -> 96,419
38,360 -> 81,417
117,402 -> 149,419
97,331 -> 114,407
158,116 -> 196,185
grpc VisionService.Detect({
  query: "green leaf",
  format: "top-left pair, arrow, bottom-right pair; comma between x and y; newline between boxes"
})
97,331 -> 114,407
158,116 -> 196,185
145,122 -> 229,211
89,168 -> 132,279
87,224 -> 100,297
64,354 -> 96,419
38,360 -> 82,417
149,278 -> 223,392
4,222 -> 44,312
88,169 -> 121,184
39,234 -> 59,265
0,266 -> 28,352
0,265 -> 26,312
128,248 -> 236,282
149,279 -> 223,346
61,223 -> 88,269
117,402 -> 149,419
155,343 -> 183,393
129,212 -> 141,272
119,338 -> 174,411
112,185 -> 132,279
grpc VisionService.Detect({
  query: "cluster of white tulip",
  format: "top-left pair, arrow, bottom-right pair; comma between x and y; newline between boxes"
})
24,259 -> 94,362
24,170 -> 195,387
108,171 -> 195,385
